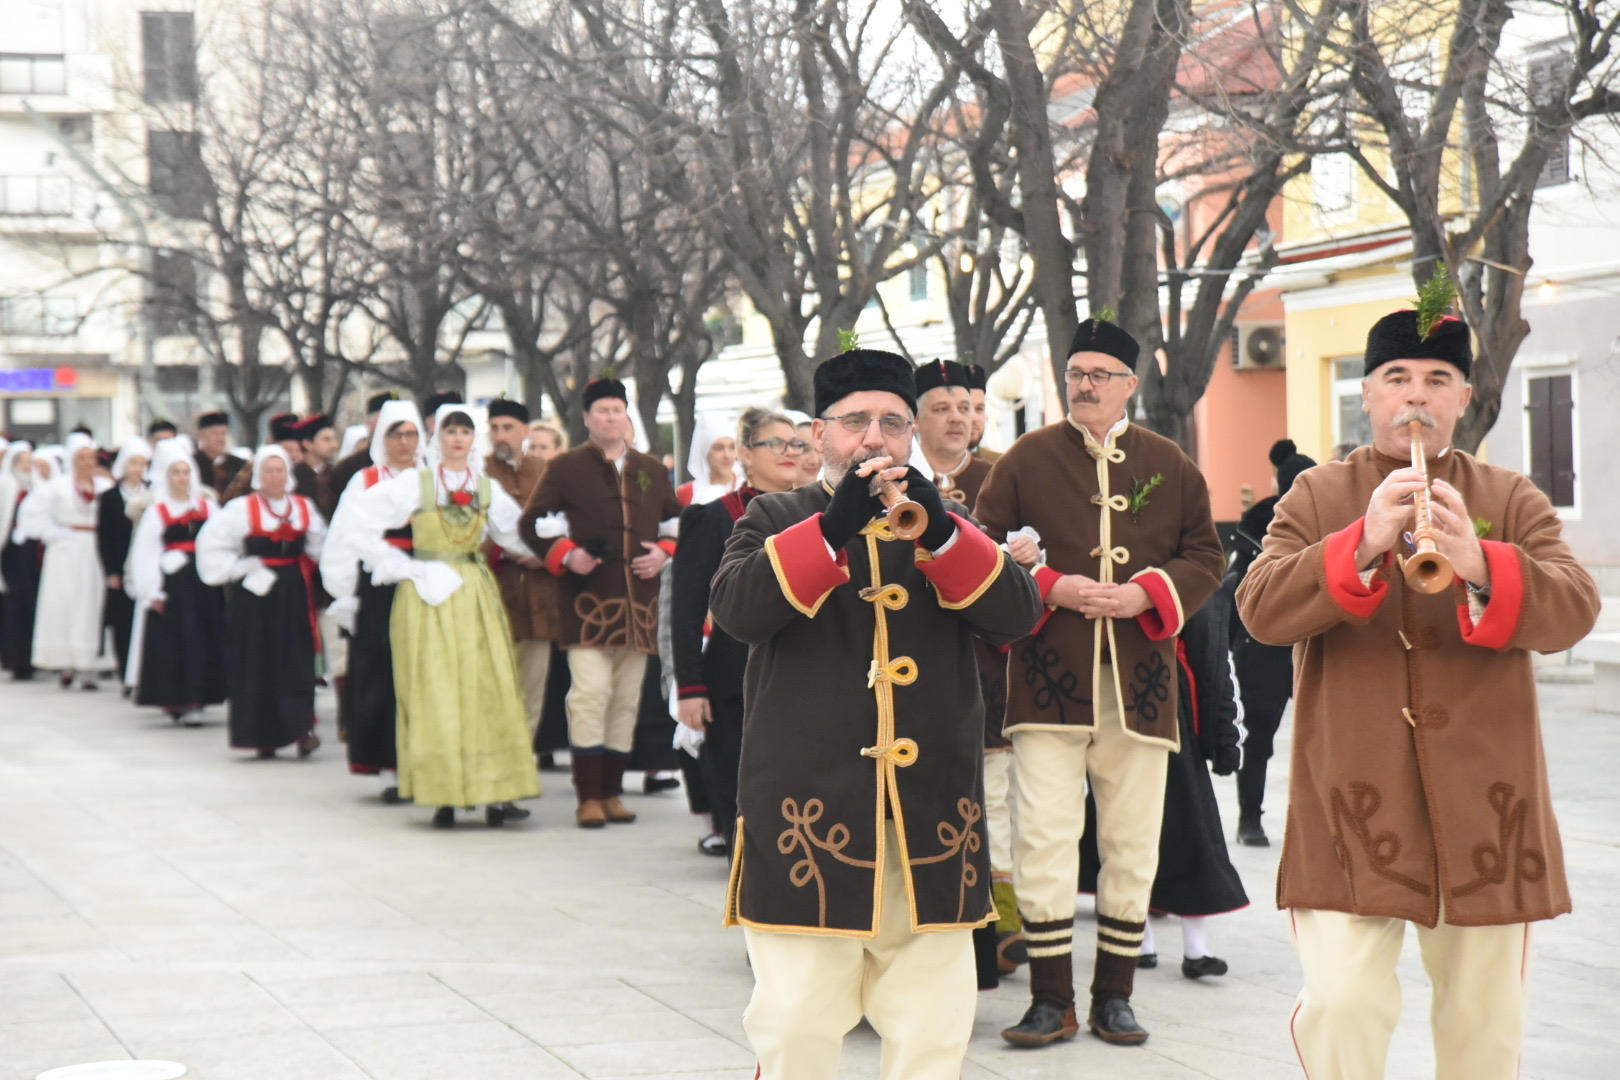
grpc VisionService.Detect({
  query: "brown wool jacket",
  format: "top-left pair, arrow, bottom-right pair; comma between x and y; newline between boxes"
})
1236,446 -> 1600,927
710,483 -> 1045,935
485,452 -> 561,643
518,442 -> 680,655
974,419 -> 1225,748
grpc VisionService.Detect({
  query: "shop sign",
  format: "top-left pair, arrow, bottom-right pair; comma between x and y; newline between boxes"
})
0,367 -> 78,392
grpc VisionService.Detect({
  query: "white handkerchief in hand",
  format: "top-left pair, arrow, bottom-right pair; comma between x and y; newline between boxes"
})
327,595 -> 359,634
673,720 -> 706,758
242,567 -> 278,597
413,561 -> 464,607
158,549 -> 190,575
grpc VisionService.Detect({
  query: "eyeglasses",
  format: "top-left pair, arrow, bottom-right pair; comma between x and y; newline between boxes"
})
747,437 -> 810,456
1064,367 -> 1131,386
822,413 -> 914,436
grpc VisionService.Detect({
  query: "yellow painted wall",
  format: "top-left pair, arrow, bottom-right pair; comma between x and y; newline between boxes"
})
1283,293 -> 1405,461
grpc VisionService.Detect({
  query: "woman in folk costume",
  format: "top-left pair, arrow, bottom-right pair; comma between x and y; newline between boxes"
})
345,404 -> 541,828
671,406 -> 804,857
127,439 -> 227,723
319,400 -> 425,802
0,442 -> 42,680
196,445 -> 326,758
19,434 -> 111,689
97,438 -> 153,693
677,411 -> 741,507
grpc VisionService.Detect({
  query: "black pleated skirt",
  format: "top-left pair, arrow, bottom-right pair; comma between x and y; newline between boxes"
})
137,562 -> 228,711
225,564 -> 315,750
344,575 -> 398,773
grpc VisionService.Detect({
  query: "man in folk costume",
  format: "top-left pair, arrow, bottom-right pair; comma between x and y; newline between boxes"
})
964,363 -> 1001,464
518,377 -> 681,829
708,348 -> 1044,1080
974,314 -> 1225,1046
913,359 -> 1025,983
293,414 -> 340,521
193,411 -> 246,496
1236,281 -> 1600,1080
197,445 -> 327,758
483,396 -> 560,752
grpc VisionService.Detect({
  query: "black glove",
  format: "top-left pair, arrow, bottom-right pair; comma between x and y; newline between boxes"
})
1212,745 -> 1241,777
902,467 -> 955,551
820,464 -> 884,551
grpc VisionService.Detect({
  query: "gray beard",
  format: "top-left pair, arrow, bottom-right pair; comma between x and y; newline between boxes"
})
493,446 -> 518,464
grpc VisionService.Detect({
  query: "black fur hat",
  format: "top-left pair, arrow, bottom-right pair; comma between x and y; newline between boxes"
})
963,363 -> 988,392
914,359 -> 971,399
1068,317 -> 1141,370
813,349 -> 918,417
1363,311 -> 1472,379
197,410 -> 229,429
267,413 -> 300,442
365,390 -> 397,415
421,389 -> 465,417
582,378 -> 628,410
486,397 -> 531,423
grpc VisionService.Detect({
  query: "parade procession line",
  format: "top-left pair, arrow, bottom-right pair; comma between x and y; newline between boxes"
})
1,674 -> 1616,1079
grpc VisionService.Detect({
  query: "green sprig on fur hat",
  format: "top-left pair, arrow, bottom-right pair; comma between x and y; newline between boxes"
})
1415,263 -> 1458,341
838,328 -> 861,353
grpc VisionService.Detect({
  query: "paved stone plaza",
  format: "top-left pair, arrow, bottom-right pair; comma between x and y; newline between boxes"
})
0,674 -> 1615,1080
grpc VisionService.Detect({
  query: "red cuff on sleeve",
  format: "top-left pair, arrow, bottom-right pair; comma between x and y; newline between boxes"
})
1130,567 -> 1183,641
657,538 -> 678,558
917,515 -> 1004,608
545,537 -> 580,577
764,514 -> 850,617
1323,517 -> 1389,619
678,684 -> 708,700
1457,540 -> 1524,650
1032,564 -> 1064,602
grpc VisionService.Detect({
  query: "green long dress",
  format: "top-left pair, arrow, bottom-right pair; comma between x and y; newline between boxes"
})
391,470 -> 541,807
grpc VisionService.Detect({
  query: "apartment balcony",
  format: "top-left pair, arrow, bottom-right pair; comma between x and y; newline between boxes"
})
0,53 -> 116,117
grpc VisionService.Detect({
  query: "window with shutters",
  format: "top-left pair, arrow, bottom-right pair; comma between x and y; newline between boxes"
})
149,249 -> 197,337
147,130 -> 209,219
1527,49 -> 1573,188
1525,372 -> 1576,508
141,12 -> 196,104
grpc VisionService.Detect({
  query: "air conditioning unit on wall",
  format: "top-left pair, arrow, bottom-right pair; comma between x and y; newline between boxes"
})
1234,324 -> 1286,370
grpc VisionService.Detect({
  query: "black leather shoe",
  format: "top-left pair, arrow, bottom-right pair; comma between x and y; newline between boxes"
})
1000,1000 -> 1079,1047
1137,952 -> 1158,969
996,930 -> 1028,972
1088,997 -> 1149,1045
1236,812 -> 1270,847
381,786 -> 403,805
1181,955 -> 1229,979
431,807 -> 456,829
490,802 -> 530,822
643,774 -> 681,794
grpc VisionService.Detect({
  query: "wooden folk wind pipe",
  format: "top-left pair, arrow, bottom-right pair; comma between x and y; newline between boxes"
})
877,477 -> 927,541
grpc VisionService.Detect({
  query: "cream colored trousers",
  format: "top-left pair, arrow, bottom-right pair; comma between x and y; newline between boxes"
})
1289,908 -> 1531,1080
741,824 -> 976,1080
564,647 -> 646,752
1011,681 -> 1169,926
515,640 -> 552,741
983,748 -> 1015,875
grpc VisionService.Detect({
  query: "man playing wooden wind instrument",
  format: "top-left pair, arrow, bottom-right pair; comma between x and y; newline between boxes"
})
1237,275 -> 1600,1080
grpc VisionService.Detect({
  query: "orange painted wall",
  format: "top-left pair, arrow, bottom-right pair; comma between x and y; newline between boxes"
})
1195,340 -> 1289,523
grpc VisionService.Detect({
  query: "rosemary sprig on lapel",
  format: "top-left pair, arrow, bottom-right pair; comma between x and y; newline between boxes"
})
1473,517 -> 1491,540
635,468 -> 652,494
1127,474 -> 1164,522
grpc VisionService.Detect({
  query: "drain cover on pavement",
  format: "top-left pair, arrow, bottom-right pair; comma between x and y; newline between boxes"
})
37,1064 -> 187,1080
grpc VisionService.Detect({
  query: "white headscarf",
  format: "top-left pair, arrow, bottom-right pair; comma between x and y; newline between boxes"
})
372,401 -> 426,469
686,411 -> 740,484
111,437 -> 154,483
431,402 -> 483,475
250,445 -> 297,493
65,431 -> 96,455
150,438 -> 200,510
338,424 -> 368,462
1,441 -> 33,484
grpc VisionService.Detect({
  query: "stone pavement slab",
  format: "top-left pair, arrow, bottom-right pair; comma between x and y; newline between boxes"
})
0,674 -> 1615,1079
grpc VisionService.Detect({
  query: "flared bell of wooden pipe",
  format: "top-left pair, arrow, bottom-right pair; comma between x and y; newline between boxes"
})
878,478 -> 927,541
